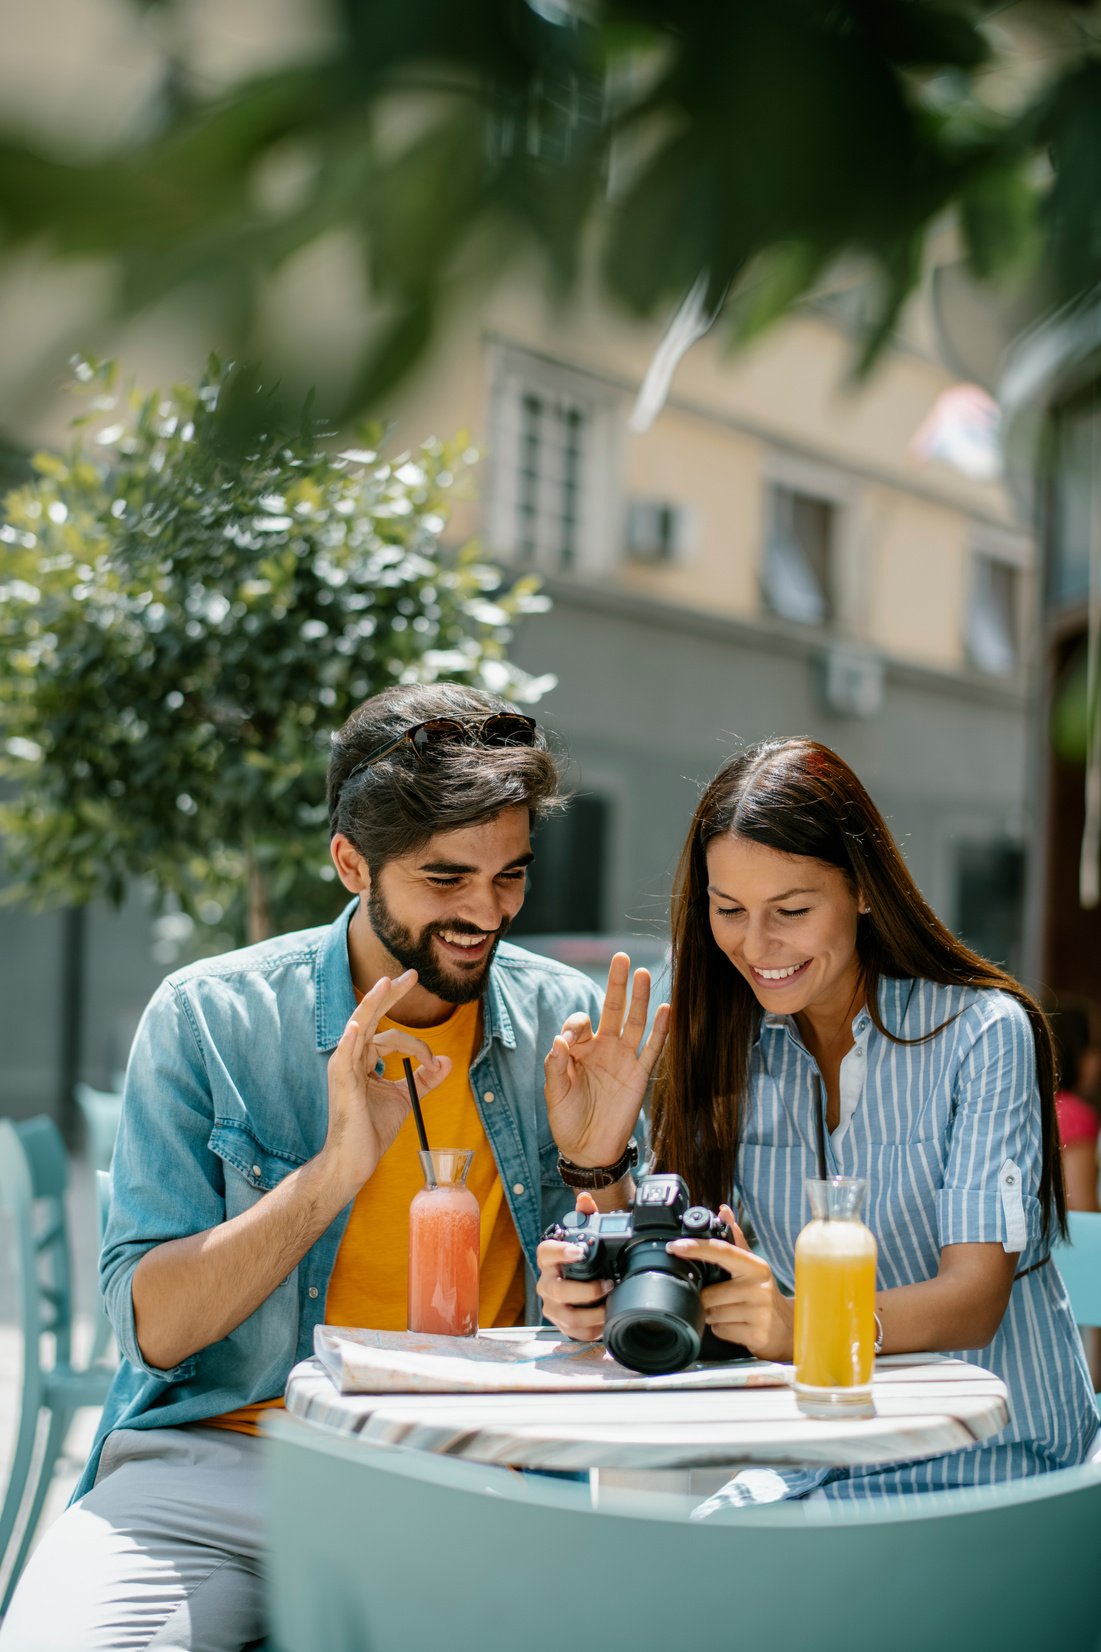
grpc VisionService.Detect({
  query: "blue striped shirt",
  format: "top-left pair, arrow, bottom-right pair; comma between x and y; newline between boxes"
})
720,975 -> 1098,1504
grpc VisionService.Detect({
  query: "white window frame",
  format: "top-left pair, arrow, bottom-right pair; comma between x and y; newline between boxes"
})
759,450 -> 856,629
485,341 -> 623,576
965,528 -> 1030,678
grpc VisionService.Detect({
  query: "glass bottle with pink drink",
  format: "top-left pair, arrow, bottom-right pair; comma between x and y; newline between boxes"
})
407,1149 -> 480,1337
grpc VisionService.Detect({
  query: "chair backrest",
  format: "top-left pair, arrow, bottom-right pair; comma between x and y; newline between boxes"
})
72,1082 -> 123,1173
1053,1209 -> 1101,1328
0,1118 -> 75,1375
263,1415 -> 1101,1652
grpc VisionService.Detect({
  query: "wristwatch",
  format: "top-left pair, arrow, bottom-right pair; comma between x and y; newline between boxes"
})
557,1137 -> 638,1190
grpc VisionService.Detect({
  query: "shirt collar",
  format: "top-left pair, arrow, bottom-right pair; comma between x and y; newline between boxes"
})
313,897 -> 517,1053
755,974 -> 916,1045
314,899 -> 360,1052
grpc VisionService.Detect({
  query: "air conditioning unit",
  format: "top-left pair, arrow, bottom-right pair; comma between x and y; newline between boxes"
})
625,499 -> 691,564
822,645 -> 886,718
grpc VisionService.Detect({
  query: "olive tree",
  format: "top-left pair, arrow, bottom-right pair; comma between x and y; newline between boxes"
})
0,357 -> 553,950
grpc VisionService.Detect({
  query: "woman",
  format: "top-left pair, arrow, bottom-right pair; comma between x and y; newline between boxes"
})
537,737 -> 1099,1500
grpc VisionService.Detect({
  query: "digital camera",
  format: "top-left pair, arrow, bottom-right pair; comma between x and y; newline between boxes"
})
543,1173 -> 750,1375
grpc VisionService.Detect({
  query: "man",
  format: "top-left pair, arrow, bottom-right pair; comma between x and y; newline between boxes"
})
1,681 -> 665,1652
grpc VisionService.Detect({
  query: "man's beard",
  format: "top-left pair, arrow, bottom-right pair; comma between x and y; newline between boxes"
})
367,885 -> 509,1004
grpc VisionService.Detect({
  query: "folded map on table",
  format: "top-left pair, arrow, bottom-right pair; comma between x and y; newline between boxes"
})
314,1325 -> 791,1394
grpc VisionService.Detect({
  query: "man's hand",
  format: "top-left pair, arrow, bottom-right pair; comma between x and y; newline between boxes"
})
667,1204 -> 795,1362
320,968 -> 451,1204
132,967 -> 452,1372
544,954 -> 669,1169
536,1192 -> 612,1342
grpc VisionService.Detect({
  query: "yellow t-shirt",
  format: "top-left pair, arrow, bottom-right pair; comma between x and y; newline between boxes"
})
206,997 -> 525,1436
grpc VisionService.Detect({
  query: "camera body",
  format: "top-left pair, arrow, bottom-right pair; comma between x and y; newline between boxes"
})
543,1172 -> 750,1375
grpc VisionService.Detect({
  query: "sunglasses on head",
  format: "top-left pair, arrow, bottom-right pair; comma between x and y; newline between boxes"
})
341,713 -> 538,789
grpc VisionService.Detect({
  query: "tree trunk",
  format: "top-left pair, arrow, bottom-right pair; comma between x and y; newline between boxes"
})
245,849 -> 272,943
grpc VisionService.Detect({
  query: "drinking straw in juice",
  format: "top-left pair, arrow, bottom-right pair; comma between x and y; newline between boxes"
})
794,1178 -> 877,1415
408,1150 -> 480,1337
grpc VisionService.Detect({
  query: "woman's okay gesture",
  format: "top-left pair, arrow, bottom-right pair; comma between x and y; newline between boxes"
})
544,953 -> 669,1169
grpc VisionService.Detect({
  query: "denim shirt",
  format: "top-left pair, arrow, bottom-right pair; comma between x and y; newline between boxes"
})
74,900 -> 603,1500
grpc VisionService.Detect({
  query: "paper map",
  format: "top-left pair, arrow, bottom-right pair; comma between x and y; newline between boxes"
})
314,1325 -> 791,1394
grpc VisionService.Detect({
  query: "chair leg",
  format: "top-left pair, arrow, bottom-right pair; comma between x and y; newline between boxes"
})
0,1393 -> 43,1593
88,1304 -> 114,1370
0,1405 -> 72,1618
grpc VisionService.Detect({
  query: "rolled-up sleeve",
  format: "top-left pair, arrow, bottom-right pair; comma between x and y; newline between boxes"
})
101,978 -> 226,1380
936,994 -> 1042,1253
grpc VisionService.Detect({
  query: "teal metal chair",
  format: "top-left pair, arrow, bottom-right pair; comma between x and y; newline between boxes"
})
0,1118 -> 114,1614
1054,1208 -> 1101,1405
72,1083 -> 122,1369
263,1413 -> 1101,1652
72,1081 -> 123,1176
1054,1209 -> 1101,1328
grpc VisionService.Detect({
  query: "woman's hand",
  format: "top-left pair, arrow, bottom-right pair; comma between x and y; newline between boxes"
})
320,968 -> 451,1203
667,1205 -> 795,1362
535,1192 -> 613,1342
544,953 -> 669,1168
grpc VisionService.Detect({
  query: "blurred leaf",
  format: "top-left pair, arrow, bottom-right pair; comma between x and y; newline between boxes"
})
725,243 -> 831,346
844,0 -> 991,71
960,149 -> 1040,281
1031,57 -> 1101,307
0,0 -> 1094,402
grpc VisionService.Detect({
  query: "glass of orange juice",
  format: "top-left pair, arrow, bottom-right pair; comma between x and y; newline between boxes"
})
408,1149 -> 480,1337
793,1177 -> 877,1417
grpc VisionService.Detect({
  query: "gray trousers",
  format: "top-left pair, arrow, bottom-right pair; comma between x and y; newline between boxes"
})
0,1428 -> 266,1652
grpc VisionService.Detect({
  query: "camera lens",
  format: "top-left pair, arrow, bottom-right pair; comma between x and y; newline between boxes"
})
603,1245 -> 706,1375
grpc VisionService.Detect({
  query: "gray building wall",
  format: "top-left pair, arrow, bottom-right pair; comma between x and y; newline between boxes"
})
510,580 -> 1030,949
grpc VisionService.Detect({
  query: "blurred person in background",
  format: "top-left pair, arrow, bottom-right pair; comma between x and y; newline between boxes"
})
1049,995 -> 1101,1385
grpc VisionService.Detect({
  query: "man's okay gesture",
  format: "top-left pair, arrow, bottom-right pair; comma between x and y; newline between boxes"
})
544,953 -> 669,1169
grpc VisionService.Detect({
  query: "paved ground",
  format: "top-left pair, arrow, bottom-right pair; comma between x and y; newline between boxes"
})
0,1153 -> 109,1581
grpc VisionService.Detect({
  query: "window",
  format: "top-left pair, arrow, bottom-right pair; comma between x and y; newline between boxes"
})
625,499 -> 693,565
509,795 -> 610,935
1051,397 -> 1101,610
487,345 -> 620,574
489,14 -> 605,169
516,391 -> 586,568
955,840 -> 1025,975
967,553 -> 1020,676
762,483 -> 835,625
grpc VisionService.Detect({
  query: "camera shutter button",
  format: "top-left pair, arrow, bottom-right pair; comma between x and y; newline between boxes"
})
682,1208 -> 712,1235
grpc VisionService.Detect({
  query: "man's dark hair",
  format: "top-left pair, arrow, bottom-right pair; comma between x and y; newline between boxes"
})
327,682 -> 563,872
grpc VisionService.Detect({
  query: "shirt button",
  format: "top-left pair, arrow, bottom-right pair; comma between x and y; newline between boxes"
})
251,1165 -> 262,1179
513,1182 -> 525,1197
308,1286 -> 319,1299
1005,1173 -> 1016,1186
854,1048 -> 863,1059
483,1090 -> 496,1103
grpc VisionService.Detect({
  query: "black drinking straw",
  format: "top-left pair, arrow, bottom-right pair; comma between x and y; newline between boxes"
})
402,1057 -> 431,1155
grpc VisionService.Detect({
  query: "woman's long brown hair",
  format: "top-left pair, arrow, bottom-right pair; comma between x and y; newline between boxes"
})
650,737 -> 1066,1242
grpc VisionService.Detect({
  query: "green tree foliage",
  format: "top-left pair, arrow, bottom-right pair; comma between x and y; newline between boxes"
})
0,359 -> 553,947
0,1 -> 1096,410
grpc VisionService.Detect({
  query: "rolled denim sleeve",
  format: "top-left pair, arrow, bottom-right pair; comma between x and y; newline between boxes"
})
936,993 -> 1043,1253
101,978 -> 226,1380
